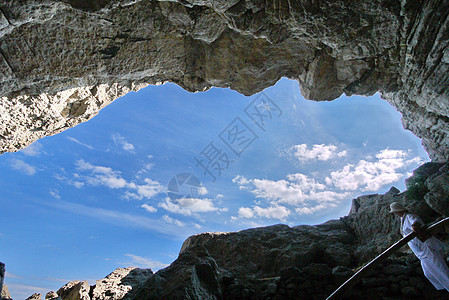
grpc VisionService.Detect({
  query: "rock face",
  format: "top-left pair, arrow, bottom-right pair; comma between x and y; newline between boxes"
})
45,291 -> 61,300
57,281 -> 90,300
91,267 -> 153,300
0,0 -> 449,161
26,293 -> 42,300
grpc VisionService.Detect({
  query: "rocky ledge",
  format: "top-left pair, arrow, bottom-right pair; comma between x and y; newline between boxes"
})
0,0 -> 449,162
5,162 -> 446,300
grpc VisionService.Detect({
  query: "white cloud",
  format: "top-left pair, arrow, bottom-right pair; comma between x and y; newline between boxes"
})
233,148 -> 421,221
136,163 -> 155,178
159,197 -> 220,216
76,159 -> 128,189
162,215 -> 185,227
112,133 -> 135,153
141,204 -> 157,213
54,173 -> 85,188
72,159 -> 164,199
291,144 -> 347,162
134,179 -> 165,199
67,136 -> 94,150
326,149 -> 422,192
20,141 -> 43,156
295,203 -> 337,215
10,159 -> 36,175
49,189 -> 61,199
124,254 -> 169,270
238,205 -> 290,221
234,174 -> 347,206
238,207 -> 254,218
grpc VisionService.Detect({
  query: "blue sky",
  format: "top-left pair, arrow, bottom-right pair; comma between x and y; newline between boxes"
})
0,78 -> 428,298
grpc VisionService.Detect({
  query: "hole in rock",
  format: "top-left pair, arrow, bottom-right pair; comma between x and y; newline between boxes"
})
0,78 -> 429,298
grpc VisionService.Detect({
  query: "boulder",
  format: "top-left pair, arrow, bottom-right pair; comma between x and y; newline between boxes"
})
57,281 -> 90,300
45,291 -> 61,300
26,294 -> 42,300
91,267 -> 153,300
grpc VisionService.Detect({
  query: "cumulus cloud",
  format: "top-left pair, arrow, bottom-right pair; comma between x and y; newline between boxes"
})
60,159 -> 164,199
291,144 -> 347,162
233,148 -> 422,220
136,163 -> 155,178
162,215 -> 185,227
124,254 -> 168,270
141,204 -> 157,213
112,133 -> 135,153
20,141 -> 43,156
237,205 -> 290,221
159,197 -> 219,216
326,149 -> 422,192
76,159 -> 128,189
233,174 -> 347,206
10,159 -> 37,175
295,203 -> 337,215
233,173 -> 348,220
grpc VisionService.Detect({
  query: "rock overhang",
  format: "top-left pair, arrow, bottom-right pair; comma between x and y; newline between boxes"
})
0,0 -> 448,161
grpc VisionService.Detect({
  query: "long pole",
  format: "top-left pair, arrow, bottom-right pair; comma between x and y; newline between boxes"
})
326,217 -> 449,300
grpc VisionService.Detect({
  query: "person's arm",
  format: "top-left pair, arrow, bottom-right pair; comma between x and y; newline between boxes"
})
412,221 -> 431,242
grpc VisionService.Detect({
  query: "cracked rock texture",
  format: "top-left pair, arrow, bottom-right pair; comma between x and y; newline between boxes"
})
0,0 -> 448,161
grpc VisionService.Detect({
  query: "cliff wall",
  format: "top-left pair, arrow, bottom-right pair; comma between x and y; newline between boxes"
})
0,0 -> 448,161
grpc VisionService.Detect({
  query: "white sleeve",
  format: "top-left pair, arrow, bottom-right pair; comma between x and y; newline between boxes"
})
408,214 -> 424,226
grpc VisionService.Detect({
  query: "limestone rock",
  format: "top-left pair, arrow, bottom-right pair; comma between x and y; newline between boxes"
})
1,284 -> 11,300
57,280 -> 90,300
45,291 -> 61,300
91,267 -> 153,300
26,294 -> 42,300
424,163 -> 449,216
0,0 -> 448,162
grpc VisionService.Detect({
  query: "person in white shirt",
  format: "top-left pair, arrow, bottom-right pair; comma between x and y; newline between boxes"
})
390,202 -> 449,292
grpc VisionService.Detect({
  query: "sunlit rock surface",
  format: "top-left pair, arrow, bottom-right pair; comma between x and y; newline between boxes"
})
91,267 -> 153,300
57,281 -> 90,300
0,0 -> 449,161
